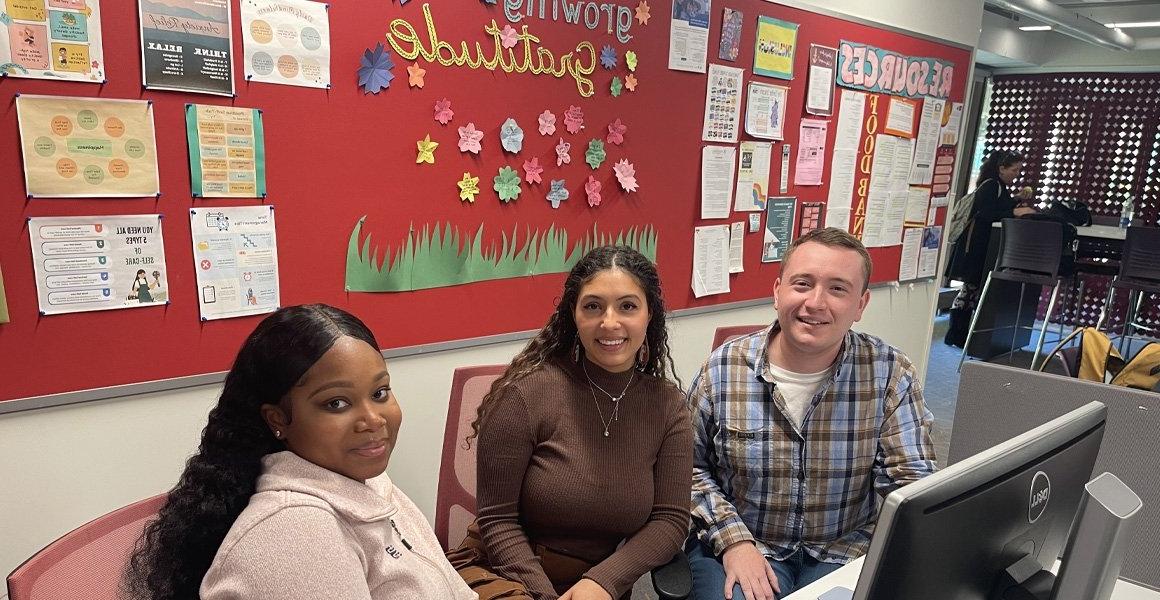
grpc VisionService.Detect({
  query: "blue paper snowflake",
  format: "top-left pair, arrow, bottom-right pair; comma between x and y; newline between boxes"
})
547,179 -> 569,209
600,45 -> 618,70
358,43 -> 395,94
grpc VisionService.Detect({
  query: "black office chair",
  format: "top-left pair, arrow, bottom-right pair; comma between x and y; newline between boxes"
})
959,218 -> 1066,372
1095,226 -> 1160,354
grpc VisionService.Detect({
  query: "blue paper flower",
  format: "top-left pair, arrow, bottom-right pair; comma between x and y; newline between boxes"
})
600,45 -> 618,70
547,179 -> 569,209
358,42 -> 395,94
500,118 -> 524,153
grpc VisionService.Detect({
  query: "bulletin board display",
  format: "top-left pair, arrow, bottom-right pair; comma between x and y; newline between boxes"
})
0,1 -> 969,402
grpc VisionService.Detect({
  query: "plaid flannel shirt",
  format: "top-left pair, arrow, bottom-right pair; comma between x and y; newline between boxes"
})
688,323 -> 937,563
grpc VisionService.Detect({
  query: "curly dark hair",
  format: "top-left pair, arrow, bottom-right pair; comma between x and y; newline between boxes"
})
468,245 -> 678,444
123,304 -> 379,600
978,149 -> 1025,187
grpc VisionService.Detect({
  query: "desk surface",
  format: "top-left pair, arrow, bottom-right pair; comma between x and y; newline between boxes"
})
991,221 -> 1127,240
783,557 -> 1160,599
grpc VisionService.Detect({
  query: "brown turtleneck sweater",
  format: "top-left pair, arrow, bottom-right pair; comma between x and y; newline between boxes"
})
475,357 -> 693,600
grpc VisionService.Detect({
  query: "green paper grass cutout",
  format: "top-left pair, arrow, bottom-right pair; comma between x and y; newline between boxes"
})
585,139 -> 606,169
494,166 -> 522,202
345,218 -> 658,292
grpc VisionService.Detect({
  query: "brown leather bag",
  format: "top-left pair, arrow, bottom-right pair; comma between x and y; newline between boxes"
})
447,522 -> 601,600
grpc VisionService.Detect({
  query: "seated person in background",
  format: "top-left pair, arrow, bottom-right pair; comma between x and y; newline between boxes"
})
686,228 -> 938,600
125,304 -> 476,600
449,246 -> 693,600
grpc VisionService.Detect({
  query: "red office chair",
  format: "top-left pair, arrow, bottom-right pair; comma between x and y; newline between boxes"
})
711,325 -> 765,350
7,493 -> 167,600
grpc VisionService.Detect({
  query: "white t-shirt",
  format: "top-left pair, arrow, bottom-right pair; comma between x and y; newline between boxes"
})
767,362 -> 833,432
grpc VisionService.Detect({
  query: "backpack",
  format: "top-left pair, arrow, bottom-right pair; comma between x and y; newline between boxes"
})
1041,327 -> 1160,391
947,179 -> 993,245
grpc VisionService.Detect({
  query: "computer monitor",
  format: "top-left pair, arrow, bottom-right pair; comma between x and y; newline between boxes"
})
852,401 -> 1107,600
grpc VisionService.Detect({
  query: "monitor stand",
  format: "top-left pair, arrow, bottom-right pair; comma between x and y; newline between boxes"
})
994,554 -> 1056,600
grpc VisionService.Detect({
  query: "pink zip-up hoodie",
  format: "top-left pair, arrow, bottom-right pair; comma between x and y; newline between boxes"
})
201,451 -> 476,600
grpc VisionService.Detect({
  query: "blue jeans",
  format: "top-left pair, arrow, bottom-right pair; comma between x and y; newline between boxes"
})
686,538 -> 844,599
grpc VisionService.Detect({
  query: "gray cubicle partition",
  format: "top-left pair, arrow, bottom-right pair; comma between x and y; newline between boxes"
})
949,362 -> 1160,591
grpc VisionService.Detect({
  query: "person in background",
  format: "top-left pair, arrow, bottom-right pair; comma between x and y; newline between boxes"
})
686,228 -> 937,600
450,246 -> 693,600
943,150 -> 1038,347
125,304 -> 475,600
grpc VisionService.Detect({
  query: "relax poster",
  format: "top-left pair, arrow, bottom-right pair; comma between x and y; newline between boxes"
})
138,0 -> 234,95
0,0 -> 106,82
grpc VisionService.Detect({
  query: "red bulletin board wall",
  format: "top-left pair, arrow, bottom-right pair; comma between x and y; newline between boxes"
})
0,0 -> 969,402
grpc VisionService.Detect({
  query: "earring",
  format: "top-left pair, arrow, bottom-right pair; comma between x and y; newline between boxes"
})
273,430 -> 281,439
637,339 -> 649,368
572,337 -> 581,363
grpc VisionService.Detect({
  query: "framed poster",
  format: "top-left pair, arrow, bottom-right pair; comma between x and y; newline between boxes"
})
138,0 -> 234,95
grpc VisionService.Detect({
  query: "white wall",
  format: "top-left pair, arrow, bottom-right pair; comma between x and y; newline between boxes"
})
769,0 -> 984,48
0,282 -> 940,585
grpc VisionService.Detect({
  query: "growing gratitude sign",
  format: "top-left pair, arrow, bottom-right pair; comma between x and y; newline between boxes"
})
836,40 -> 954,100
503,0 -> 637,43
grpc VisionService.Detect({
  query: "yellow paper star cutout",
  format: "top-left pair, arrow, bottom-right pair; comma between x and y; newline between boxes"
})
635,0 -> 650,25
416,135 -> 438,164
407,63 -> 426,88
457,172 -> 480,203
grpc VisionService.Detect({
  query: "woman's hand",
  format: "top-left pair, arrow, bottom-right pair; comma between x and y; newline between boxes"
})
1016,186 -> 1034,200
1014,206 -> 1038,217
559,578 -> 612,600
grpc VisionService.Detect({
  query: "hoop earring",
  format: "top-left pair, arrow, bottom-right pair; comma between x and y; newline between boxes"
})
572,337 -> 581,363
637,339 -> 649,368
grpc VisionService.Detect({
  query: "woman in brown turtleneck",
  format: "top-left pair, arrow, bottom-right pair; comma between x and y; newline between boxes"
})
450,246 -> 693,600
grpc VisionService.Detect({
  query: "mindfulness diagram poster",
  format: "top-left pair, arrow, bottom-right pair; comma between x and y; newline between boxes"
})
240,0 -> 329,88
28,215 -> 169,315
16,95 -> 160,197
0,0 -> 106,82
185,104 -> 267,197
138,0 -> 234,95
190,205 -> 280,321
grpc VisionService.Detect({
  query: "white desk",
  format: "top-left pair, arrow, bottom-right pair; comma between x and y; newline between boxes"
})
990,221 -> 1128,241
784,556 -> 1160,599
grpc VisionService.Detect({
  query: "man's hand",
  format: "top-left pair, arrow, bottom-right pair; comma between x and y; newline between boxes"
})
559,578 -> 612,600
722,541 -> 780,600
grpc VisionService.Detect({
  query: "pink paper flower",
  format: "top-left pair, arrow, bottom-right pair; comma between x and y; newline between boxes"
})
585,175 -> 602,207
613,159 -> 638,192
522,157 -> 544,184
433,98 -> 454,125
606,118 -> 627,145
500,24 -> 519,49
537,110 -> 556,136
555,138 -> 572,166
458,123 -> 484,154
564,105 -> 584,134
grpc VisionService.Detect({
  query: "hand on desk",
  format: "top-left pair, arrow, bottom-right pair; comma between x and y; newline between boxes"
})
559,578 -> 611,600
1014,206 -> 1038,217
722,541 -> 780,600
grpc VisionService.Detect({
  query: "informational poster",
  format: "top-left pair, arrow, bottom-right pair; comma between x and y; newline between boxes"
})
692,224 -> 729,298
190,205 -> 280,320
799,201 -> 825,237
16,95 -> 160,197
905,186 -> 931,224
734,141 -> 772,212
701,146 -> 736,220
908,97 -> 945,185
240,0 -> 330,88
779,144 -> 790,194
753,16 -> 797,79
0,0 -> 105,82
806,45 -> 836,116
899,227 -> 921,281
186,104 -> 267,198
918,226 -> 942,278
826,89 -> 866,230
702,63 -> 743,143
718,8 -> 743,62
139,0 -> 233,95
0,261 -> 9,323
668,0 -> 709,73
884,97 -> 916,138
794,119 -> 828,186
728,221 -> 745,273
939,102 -> 964,146
28,215 -> 168,315
744,82 -> 787,140
931,146 -> 957,198
762,197 -> 796,263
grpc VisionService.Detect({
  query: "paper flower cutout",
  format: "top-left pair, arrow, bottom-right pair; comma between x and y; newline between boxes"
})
494,166 -> 522,202
625,74 -> 638,92
538,110 -> 557,135
458,123 -> 484,154
415,135 -> 438,164
625,50 -> 638,72
434,98 -> 454,125
585,139 -> 606,169
585,175 -> 602,207
555,138 -> 572,166
523,157 -> 544,184
407,63 -> 426,88
500,118 -> 524,153
606,119 -> 627,145
600,45 -> 618,69
358,43 -> 395,94
635,0 -> 650,25
614,159 -> 638,192
564,105 -> 584,134
500,24 -> 519,48
547,179 -> 569,209
457,172 -> 480,203
610,76 -> 623,97
0,13 -> 11,25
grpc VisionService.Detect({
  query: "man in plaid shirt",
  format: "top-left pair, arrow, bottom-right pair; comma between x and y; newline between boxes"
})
686,228 -> 937,600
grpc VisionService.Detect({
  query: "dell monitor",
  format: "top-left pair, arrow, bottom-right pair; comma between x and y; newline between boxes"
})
852,401 -> 1107,600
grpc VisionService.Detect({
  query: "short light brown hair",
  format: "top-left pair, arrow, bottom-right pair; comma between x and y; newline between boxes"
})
782,227 -> 872,291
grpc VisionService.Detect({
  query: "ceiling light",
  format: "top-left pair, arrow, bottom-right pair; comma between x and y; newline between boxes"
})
1104,21 -> 1160,29
1019,25 -> 1053,31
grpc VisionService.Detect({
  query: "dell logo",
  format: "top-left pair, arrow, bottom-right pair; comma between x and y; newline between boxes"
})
1029,471 -> 1051,523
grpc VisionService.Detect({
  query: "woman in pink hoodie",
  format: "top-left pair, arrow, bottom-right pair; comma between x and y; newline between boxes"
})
125,304 -> 476,600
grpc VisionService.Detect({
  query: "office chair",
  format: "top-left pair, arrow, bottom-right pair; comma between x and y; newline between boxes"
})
1095,226 -> 1160,354
710,325 -> 764,351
